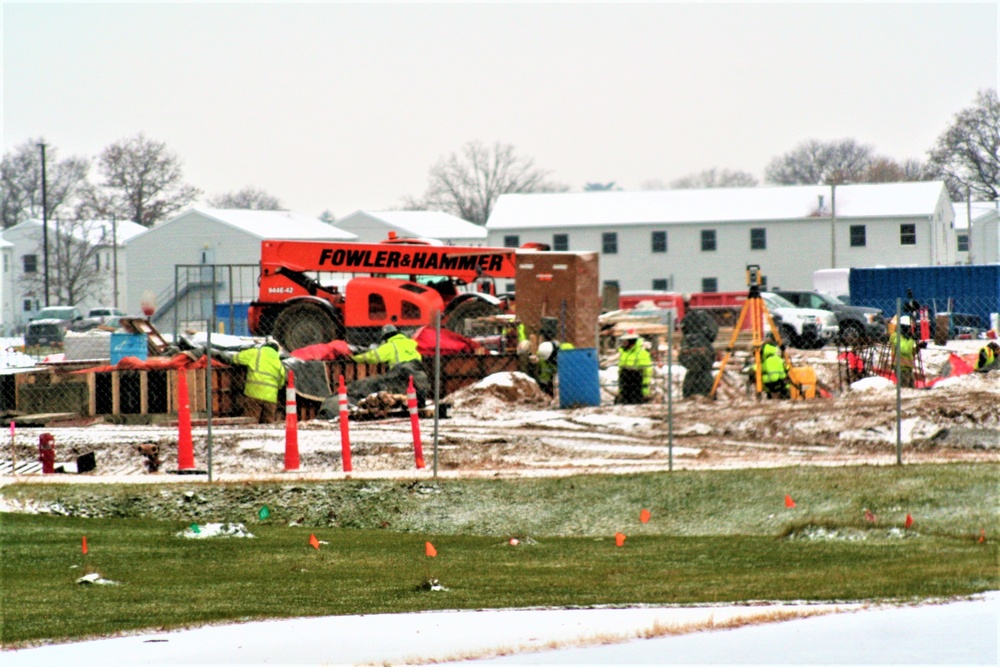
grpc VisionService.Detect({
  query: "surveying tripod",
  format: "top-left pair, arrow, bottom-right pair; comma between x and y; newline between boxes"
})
709,265 -> 787,399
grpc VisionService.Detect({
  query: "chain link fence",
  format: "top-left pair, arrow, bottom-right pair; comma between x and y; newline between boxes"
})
1,267 -> 998,476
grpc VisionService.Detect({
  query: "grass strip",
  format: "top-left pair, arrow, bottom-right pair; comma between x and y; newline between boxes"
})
1,512 -> 996,645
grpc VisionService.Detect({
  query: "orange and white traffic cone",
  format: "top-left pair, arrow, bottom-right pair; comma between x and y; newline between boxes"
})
176,369 -> 196,471
284,370 -> 300,471
338,375 -> 352,473
407,375 -> 425,469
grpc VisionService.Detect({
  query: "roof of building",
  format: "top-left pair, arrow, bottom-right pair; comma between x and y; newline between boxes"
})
337,210 -> 487,239
7,218 -> 147,246
134,208 -> 357,242
486,181 -> 950,230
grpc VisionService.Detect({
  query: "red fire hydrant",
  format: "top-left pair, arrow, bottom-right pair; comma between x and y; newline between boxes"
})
38,433 -> 55,474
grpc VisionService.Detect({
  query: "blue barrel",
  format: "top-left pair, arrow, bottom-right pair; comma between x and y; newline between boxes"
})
558,348 -> 601,408
110,333 -> 148,364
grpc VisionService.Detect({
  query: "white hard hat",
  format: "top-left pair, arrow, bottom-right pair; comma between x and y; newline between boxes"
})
538,341 -> 554,361
899,316 -> 911,326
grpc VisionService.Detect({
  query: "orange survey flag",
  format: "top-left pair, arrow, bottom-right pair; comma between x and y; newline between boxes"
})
784,495 -> 796,508
615,532 -> 626,547
904,514 -> 914,529
82,536 -> 88,555
309,534 -> 320,550
639,509 -> 651,524
425,541 -> 437,557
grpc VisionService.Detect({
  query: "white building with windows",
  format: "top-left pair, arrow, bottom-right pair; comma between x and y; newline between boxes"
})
332,210 -> 488,245
485,181 -> 957,293
1,218 -> 146,329
0,238 -> 15,334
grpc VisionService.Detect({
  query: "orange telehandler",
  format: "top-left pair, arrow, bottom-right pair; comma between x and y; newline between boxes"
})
248,235 -> 518,351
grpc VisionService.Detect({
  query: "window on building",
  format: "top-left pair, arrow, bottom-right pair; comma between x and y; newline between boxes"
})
750,227 -> 766,250
651,231 -> 667,253
23,299 -> 32,312
652,279 -> 668,291
22,254 -> 37,274
553,233 -> 569,251
850,225 -> 866,247
701,277 -> 718,292
701,230 -> 717,251
3,254 -> 8,273
602,232 -> 618,254
503,235 -> 520,248
900,223 -> 917,245
958,234 -> 969,252
95,254 -> 101,271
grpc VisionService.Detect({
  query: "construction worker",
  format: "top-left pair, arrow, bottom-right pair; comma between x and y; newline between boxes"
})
533,338 -> 574,396
233,339 -> 287,423
975,341 -> 1000,371
352,324 -> 422,367
616,330 -> 652,404
759,334 -> 790,399
678,310 -> 717,398
889,316 -> 926,388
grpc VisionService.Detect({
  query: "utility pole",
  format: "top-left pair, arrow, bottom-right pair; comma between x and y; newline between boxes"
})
112,215 -> 119,308
38,142 -> 50,306
830,182 -> 837,269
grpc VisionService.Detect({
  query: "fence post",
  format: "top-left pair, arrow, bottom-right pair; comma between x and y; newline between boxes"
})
432,309 -> 441,479
667,311 -> 674,472
895,297 -> 902,466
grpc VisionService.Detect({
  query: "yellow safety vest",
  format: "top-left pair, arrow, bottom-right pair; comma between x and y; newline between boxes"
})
353,333 -> 422,367
618,342 -> 653,396
234,346 -> 286,403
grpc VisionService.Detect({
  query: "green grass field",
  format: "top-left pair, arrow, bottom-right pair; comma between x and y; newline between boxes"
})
2,463 -> 997,646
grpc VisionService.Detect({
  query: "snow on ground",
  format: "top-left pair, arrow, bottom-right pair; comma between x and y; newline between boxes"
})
3,594 -> 995,666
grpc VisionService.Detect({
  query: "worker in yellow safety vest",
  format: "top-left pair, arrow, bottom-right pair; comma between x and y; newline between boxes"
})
534,339 -> 574,396
352,324 -> 423,368
888,316 -> 926,388
760,336 -> 790,399
233,340 -> 287,423
617,330 -> 652,404
976,341 -> 999,371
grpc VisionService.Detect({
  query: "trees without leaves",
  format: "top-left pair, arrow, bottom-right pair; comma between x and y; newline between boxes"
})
669,168 -> 758,189
97,133 -> 201,227
19,219 -> 110,306
0,139 -> 91,228
765,138 -> 876,185
928,89 -> 1000,201
406,141 -> 568,225
207,186 -> 283,210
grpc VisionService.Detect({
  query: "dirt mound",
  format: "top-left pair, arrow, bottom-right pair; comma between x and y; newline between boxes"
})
448,371 -> 552,416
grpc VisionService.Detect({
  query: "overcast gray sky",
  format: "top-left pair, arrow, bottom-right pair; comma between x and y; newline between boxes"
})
3,2 -> 998,220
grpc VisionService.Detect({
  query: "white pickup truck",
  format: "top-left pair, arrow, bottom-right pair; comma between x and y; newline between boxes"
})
761,291 -> 838,349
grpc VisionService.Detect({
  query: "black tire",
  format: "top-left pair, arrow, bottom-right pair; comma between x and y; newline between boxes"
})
443,299 -> 502,337
839,321 -> 865,346
780,325 -> 800,349
272,303 -> 341,352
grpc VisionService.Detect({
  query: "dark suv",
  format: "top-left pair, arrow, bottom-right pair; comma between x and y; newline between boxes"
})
771,290 -> 885,344
24,306 -> 90,347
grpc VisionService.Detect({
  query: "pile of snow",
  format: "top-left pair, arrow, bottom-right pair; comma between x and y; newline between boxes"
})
176,523 -> 255,539
448,372 -> 551,415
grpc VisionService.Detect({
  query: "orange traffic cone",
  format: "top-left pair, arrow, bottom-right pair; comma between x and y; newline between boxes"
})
284,370 -> 300,471
338,375 -> 352,473
176,369 -> 196,471
407,375 -> 425,469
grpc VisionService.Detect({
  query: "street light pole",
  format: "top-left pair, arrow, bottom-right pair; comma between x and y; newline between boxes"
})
38,142 -> 50,307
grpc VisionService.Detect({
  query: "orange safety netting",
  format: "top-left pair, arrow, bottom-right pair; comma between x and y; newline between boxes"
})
72,354 -> 229,374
